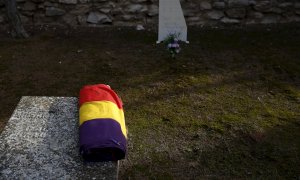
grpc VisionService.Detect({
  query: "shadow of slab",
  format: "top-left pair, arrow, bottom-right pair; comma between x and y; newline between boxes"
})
0,96 -> 118,179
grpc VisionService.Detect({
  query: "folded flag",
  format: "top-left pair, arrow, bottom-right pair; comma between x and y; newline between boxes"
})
79,84 -> 127,161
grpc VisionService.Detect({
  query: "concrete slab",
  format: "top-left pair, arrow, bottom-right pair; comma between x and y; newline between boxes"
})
158,0 -> 188,43
0,96 -> 118,179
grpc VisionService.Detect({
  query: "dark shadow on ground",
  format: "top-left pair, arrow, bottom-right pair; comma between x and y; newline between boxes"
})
0,24 -> 299,178
121,121 -> 300,179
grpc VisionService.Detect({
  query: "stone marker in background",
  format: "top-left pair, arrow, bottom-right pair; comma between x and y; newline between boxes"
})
0,96 -> 118,179
157,0 -> 188,43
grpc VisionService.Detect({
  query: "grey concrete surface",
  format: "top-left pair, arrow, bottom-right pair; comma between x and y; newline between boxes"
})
0,96 -> 118,180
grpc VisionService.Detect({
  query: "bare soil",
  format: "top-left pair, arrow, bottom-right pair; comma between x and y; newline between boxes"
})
0,24 -> 299,179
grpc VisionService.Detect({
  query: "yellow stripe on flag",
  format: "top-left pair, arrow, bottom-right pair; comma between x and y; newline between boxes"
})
79,101 -> 127,138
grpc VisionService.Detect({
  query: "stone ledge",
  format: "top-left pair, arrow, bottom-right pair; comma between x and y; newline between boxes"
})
0,96 -> 118,179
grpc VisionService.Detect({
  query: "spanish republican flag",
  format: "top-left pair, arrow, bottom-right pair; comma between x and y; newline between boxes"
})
79,84 -> 127,161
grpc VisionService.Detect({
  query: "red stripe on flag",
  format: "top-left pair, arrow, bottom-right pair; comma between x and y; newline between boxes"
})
79,84 -> 123,109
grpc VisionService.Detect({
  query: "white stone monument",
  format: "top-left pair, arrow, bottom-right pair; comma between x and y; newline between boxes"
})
157,0 -> 188,43
0,96 -> 118,179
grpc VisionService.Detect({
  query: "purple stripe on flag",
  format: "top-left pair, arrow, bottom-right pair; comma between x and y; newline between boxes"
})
79,119 -> 127,161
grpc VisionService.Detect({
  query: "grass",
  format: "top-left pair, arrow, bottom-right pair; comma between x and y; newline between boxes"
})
0,24 -> 299,179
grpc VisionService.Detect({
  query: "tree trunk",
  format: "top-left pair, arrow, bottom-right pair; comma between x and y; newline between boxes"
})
4,0 -> 29,38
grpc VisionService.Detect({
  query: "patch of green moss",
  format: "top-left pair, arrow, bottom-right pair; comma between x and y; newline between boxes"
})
1,25 -> 300,179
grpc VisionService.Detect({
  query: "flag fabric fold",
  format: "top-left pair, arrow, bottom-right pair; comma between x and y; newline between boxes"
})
79,84 -> 127,161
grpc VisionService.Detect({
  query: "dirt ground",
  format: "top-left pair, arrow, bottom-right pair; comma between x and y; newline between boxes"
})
0,24 -> 299,179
